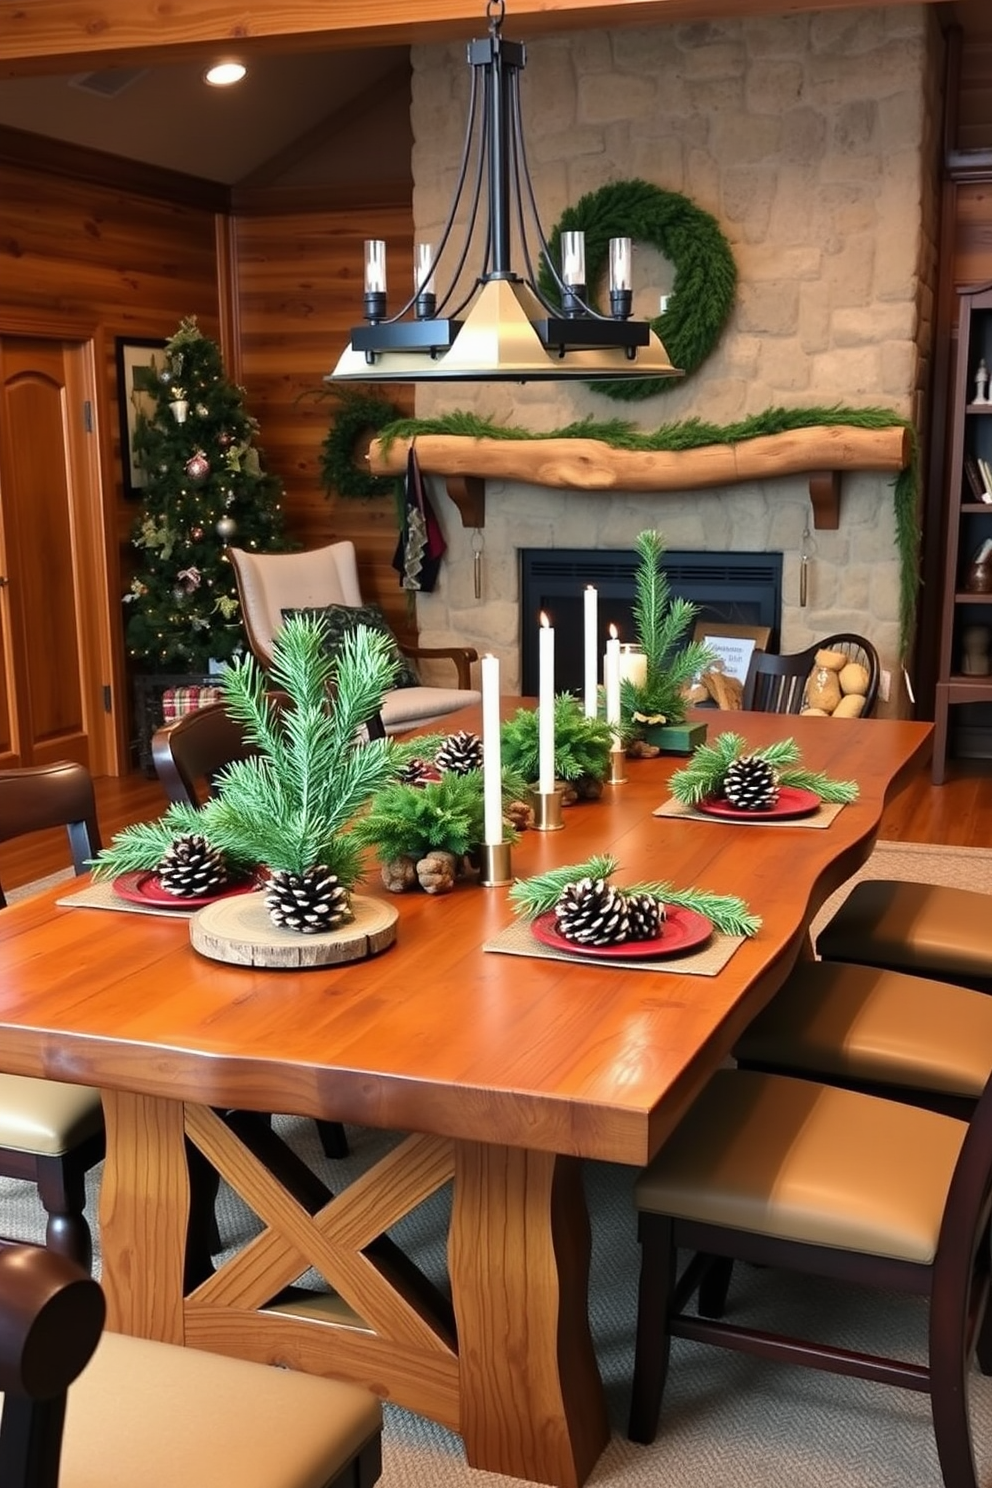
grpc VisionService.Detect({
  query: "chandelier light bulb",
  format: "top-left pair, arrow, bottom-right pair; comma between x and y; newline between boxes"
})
414,242 -> 437,320
364,240 -> 387,322
609,238 -> 633,320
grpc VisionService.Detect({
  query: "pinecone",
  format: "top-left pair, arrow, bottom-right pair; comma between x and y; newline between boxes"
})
554,877 -> 630,947
397,757 -> 441,787
264,866 -> 353,935
720,755 -> 780,811
435,730 -> 484,775
156,834 -> 229,897
624,892 -> 665,941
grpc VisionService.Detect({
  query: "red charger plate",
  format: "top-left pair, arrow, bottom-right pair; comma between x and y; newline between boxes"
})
531,905 -> 713,961
112,870 -> 257,910
695,785 -> 822,821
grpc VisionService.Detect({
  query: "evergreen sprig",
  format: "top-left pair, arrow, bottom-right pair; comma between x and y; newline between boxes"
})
668,731 -> 859,806
92,614 -> 400,885
351,769 -> 519,861
623,530 -> 717,729
508,854 -> 761,938
500,695 -> 614,784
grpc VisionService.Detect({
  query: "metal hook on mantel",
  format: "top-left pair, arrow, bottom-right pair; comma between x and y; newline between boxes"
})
472,528 -> 484,601
799,514 -> 815,608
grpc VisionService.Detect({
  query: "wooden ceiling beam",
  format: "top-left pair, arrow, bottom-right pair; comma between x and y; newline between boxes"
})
0,0 -> 945,79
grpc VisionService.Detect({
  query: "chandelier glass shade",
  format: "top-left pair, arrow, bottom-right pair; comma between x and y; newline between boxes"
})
327,0 -> 681,385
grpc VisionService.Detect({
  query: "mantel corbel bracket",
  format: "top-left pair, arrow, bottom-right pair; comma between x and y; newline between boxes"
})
807,471 -> 841,530
443,475 -> 486,530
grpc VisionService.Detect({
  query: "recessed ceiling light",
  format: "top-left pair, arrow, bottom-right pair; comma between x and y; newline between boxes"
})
204,61 -> 246,87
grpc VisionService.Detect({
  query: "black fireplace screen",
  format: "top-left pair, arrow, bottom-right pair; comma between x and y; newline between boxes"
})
519,548 -> 783,697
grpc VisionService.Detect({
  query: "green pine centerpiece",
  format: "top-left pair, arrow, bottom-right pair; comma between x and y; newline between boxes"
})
92,614 -> 403,931
620,530 -> 717,752
500,694 -> 614,798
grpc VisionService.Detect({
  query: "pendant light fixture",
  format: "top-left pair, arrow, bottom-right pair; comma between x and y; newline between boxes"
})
328,0 -> 681,385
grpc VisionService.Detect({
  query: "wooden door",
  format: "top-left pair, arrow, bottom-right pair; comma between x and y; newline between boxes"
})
0,337 -> 95,770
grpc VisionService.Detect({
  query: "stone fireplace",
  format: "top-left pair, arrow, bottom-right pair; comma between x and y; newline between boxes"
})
402,8 -> 943,716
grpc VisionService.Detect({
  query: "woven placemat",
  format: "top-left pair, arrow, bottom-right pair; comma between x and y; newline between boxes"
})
653,797 -> 843,829
56,880 -> 196,918
483,917 -> 743,977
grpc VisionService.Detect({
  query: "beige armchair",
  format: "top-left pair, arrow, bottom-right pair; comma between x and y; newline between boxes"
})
229,542 -> 480,734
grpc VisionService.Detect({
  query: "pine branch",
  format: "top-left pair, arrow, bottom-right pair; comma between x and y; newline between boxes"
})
508,856 -> 619,919
626,881 -> 763,938
668,731 -> 858,806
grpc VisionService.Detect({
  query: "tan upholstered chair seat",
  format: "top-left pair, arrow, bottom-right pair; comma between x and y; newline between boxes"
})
57,1330 -> 382,1488
0,1075 -> 102,1154
635,1069 -> 966,1263
734,960 -> 992,1096
817,880 -> 992,982
380,684 -> 478,733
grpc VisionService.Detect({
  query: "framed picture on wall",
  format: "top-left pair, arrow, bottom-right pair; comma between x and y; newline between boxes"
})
115,337 -> 167,499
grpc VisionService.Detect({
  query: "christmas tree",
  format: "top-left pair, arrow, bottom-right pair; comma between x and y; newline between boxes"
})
123,316 -> 288,672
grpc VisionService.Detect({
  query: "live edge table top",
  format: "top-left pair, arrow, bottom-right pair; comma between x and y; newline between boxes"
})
0,709 -> 931,1171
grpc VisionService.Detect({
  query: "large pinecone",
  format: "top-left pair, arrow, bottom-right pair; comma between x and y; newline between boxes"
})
156,834 -> 229,897
435,730 -> 484,775
625,891 -> 665,941
720,755 -> 780,811
554,877 -> 630,947
265,867 -> 353,935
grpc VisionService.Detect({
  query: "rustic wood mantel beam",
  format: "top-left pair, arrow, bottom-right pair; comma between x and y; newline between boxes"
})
368,426 -> 910,532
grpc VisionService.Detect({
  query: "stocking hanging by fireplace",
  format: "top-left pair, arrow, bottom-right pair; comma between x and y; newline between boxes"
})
392,447 -> 446,592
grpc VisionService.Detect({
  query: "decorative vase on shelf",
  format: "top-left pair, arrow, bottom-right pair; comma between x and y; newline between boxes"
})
964,538 -> 992,594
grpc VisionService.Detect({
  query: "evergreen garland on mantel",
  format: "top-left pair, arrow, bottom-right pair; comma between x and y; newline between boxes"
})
379,405 -> 919,663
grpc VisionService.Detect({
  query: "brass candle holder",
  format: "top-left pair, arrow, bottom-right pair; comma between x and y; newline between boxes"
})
529,787 -> 564,831
479,841 -> 513,886
608,748 -> 628,785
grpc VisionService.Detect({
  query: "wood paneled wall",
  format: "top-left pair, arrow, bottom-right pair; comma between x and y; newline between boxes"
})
0,152 -> 222,764
233,196 -> 415,639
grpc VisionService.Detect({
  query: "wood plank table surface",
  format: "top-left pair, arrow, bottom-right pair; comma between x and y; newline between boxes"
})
0,707 -> 931,1488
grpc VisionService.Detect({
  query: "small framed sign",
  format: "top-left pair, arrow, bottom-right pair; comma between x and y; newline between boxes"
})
115,337 -> 167,499
693,622 -> 772,683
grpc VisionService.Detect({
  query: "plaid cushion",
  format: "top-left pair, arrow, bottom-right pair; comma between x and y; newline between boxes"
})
161,685 -> 224,724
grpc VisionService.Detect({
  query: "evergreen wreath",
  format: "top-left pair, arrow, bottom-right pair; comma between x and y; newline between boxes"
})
668,731 -> 859,808
508,854 -> 762,938
537,178 -> 737,402
320,389 -> 402,498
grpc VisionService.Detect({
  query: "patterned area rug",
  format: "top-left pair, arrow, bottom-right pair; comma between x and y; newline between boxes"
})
3,841 -> 992,1488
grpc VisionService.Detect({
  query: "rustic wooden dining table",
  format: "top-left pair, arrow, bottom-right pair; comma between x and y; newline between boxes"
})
0,706 -> 930,1488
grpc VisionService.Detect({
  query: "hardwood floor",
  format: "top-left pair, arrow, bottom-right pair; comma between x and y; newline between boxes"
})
1,752 -> 990,898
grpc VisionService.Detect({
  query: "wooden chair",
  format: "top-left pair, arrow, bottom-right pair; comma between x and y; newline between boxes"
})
816,880 -> 992,993
0,1238 -> 382,1488
151,704 -> 351,1162
734,957 -> 992,1119
628,1065 -> 992,1488
816,631 -> 881,716
0,764 -> 105,1270
740,644 -> 817,713
228,541 -> 480,734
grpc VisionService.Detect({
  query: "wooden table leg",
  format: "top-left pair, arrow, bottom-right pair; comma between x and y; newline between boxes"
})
99,1090 -> 189,1344
450,1142 -> 610,1488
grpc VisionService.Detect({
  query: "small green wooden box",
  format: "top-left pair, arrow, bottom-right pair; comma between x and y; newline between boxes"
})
639,720 -> 708,755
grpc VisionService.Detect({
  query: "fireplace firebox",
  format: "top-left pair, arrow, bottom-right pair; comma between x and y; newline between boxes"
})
519,549 -> 783,697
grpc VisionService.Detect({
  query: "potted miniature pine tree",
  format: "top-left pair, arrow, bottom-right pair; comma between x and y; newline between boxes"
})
93,615 -> 403,940
620,529 -> 717,754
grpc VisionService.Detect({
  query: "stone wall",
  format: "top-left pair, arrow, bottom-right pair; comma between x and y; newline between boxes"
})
408,7 -> 941,711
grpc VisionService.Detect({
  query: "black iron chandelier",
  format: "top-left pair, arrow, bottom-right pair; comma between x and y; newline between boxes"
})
328,0 -> 681,384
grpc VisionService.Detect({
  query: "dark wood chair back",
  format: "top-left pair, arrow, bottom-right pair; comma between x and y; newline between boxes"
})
151,702 -> 258,807
741,645 -> 817,713
0,762 -> 101,908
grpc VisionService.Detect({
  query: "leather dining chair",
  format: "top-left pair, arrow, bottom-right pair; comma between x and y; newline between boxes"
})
628,1064 -> 992,1488
151,704 -> 351,1161
228,541 -> 480,734
0,1238 -> 383,1488
815,879 -> 992,993
0,763 -> 105,1271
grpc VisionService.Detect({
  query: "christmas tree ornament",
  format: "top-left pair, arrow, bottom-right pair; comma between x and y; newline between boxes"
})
185,451 -> 210,483
264,866 -> 353,934
216,515 -> 237,541
156,834 -> 229,897
624,890 -> 665,941
177,567 -> 201,593
218,430 -> 234,449
721,755 -> 780,811
191,525 -> 204,541
435,730 -> 484,774
554,876 -> 630,946
195,403 -> 209,419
